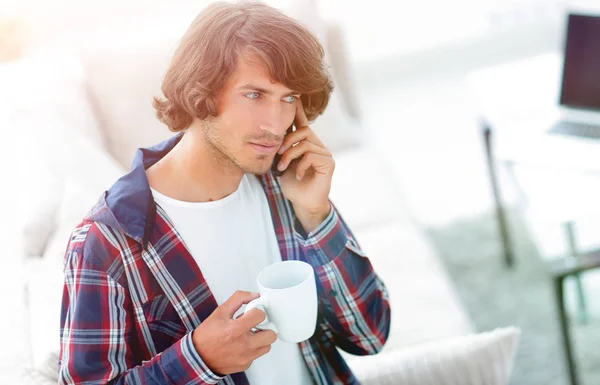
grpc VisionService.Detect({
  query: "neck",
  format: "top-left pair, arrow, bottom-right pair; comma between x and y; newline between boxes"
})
147,125 -> 244,203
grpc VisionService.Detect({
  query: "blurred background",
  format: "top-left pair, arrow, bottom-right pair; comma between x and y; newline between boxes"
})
2,0 -> 600,384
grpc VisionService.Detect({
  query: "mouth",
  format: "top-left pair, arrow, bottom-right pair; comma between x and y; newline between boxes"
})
248,142 -> 280,154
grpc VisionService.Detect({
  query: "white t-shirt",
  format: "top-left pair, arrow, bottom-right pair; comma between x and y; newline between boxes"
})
151,174 -> 313,385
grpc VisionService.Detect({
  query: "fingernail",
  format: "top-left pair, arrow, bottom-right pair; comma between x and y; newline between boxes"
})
277,162 -> 285,171
296,174 -> 301,180
278,145 -> 285,154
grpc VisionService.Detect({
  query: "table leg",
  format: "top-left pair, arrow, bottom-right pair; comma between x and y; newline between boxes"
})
554,275 -> 580,385
564,221 -> 588,324
482,121 -> 515,268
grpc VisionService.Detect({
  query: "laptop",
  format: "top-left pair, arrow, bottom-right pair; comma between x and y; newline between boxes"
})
549,11 -> 600,139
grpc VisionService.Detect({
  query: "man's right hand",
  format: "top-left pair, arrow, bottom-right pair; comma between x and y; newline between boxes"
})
191,290 -> 278,375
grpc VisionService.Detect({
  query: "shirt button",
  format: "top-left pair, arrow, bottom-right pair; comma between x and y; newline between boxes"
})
329,289 -> 337,297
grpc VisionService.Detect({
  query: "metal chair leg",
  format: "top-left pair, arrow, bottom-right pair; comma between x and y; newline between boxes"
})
554,275 -> 580,385
482,120 -> 515,268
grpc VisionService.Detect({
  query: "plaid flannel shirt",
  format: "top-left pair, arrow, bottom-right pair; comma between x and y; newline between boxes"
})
58,133 -> 391,385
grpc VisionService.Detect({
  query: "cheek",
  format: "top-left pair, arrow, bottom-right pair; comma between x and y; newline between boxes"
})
216,100 -> 251,133
227,98 -> 259,125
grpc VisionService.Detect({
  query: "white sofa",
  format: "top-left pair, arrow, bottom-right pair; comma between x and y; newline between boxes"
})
2,1 -> 519,384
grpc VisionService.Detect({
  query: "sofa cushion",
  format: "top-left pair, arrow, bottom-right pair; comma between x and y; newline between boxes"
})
347,327 -> 520,385
0,51 -> 107,258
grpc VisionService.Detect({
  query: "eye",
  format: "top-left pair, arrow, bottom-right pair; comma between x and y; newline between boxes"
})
245,92 -> 260,100
283,95 -> 297,103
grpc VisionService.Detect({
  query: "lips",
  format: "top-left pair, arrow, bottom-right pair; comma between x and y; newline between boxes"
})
249,142 -> 280,154
250,142 -> 280,147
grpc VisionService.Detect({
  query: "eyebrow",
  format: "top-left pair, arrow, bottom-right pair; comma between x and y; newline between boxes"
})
237,83 -> 300,96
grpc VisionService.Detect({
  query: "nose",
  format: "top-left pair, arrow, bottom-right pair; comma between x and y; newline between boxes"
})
258,102 -> 290,136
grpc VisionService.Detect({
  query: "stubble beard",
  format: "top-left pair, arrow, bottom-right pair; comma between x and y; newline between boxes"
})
202,119 -> 271,175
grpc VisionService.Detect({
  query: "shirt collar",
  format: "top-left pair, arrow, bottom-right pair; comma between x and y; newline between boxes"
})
103,132 -> 184,246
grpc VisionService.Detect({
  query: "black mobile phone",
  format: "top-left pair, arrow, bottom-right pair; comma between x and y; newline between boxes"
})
271,124 -> 294,177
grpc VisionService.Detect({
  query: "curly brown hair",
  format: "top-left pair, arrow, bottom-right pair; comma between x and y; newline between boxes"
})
152,1 -> 334,132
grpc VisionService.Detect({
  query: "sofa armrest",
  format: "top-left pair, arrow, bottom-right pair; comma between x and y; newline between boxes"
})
23,257 -> 64,369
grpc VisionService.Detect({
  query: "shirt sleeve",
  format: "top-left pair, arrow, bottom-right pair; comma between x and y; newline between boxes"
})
58,247 -> 224,385
293,202 -> 391,355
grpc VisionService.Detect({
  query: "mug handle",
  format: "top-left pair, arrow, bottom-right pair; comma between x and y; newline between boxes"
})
244,297 -> 279,334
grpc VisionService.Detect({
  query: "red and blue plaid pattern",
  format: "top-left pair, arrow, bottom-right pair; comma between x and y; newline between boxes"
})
58,134 -> 391,384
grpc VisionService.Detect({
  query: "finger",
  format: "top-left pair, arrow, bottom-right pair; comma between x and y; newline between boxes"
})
277,141 -> 331,172
296,153 -> 335,180
234,308 -> 267,331
252,344 -> 272,360
220,291 -> 260,319
249,329 -> 278,348
279,125 -> 325,153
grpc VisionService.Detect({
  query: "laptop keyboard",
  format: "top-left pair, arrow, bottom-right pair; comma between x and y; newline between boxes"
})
548,121 -> 600,139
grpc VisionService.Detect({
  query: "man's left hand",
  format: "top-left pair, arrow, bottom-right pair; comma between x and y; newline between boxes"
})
275,100 -> 334,233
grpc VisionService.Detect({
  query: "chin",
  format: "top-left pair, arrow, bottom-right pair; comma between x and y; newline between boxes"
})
247,165 -> 273,176
237,160 -> 273,176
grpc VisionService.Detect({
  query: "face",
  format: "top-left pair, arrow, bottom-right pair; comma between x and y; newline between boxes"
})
199,53 -> 300,175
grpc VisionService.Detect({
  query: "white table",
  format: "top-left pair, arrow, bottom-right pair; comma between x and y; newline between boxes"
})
467,52 -> 600,258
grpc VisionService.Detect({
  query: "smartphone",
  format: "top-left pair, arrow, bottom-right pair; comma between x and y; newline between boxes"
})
271,123 -> 294,177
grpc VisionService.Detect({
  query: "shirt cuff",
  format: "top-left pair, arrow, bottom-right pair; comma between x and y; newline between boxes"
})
293,205 -> 348,266
161,332 -> 225,384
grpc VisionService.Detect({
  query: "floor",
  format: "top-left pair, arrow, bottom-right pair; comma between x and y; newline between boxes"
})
427,209 -> 600,385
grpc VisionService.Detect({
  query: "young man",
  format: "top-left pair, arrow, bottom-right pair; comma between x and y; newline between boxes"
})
58,2 -> 390,384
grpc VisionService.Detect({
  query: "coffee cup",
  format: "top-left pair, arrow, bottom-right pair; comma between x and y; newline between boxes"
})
244,260 -> 318,343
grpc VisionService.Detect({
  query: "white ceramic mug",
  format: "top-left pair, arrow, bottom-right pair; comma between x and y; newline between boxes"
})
244,260 -> 318,343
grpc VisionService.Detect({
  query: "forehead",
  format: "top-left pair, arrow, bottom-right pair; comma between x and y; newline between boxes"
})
226,53 -> 294,93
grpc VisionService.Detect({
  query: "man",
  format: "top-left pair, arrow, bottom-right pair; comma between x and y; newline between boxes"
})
58,2 -> 390,384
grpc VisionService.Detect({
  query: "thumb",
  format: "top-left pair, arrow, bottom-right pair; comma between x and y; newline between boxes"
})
220,290 -> 260,319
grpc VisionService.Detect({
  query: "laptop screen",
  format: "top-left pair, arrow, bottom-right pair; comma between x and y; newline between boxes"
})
560,13 -> 600,111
